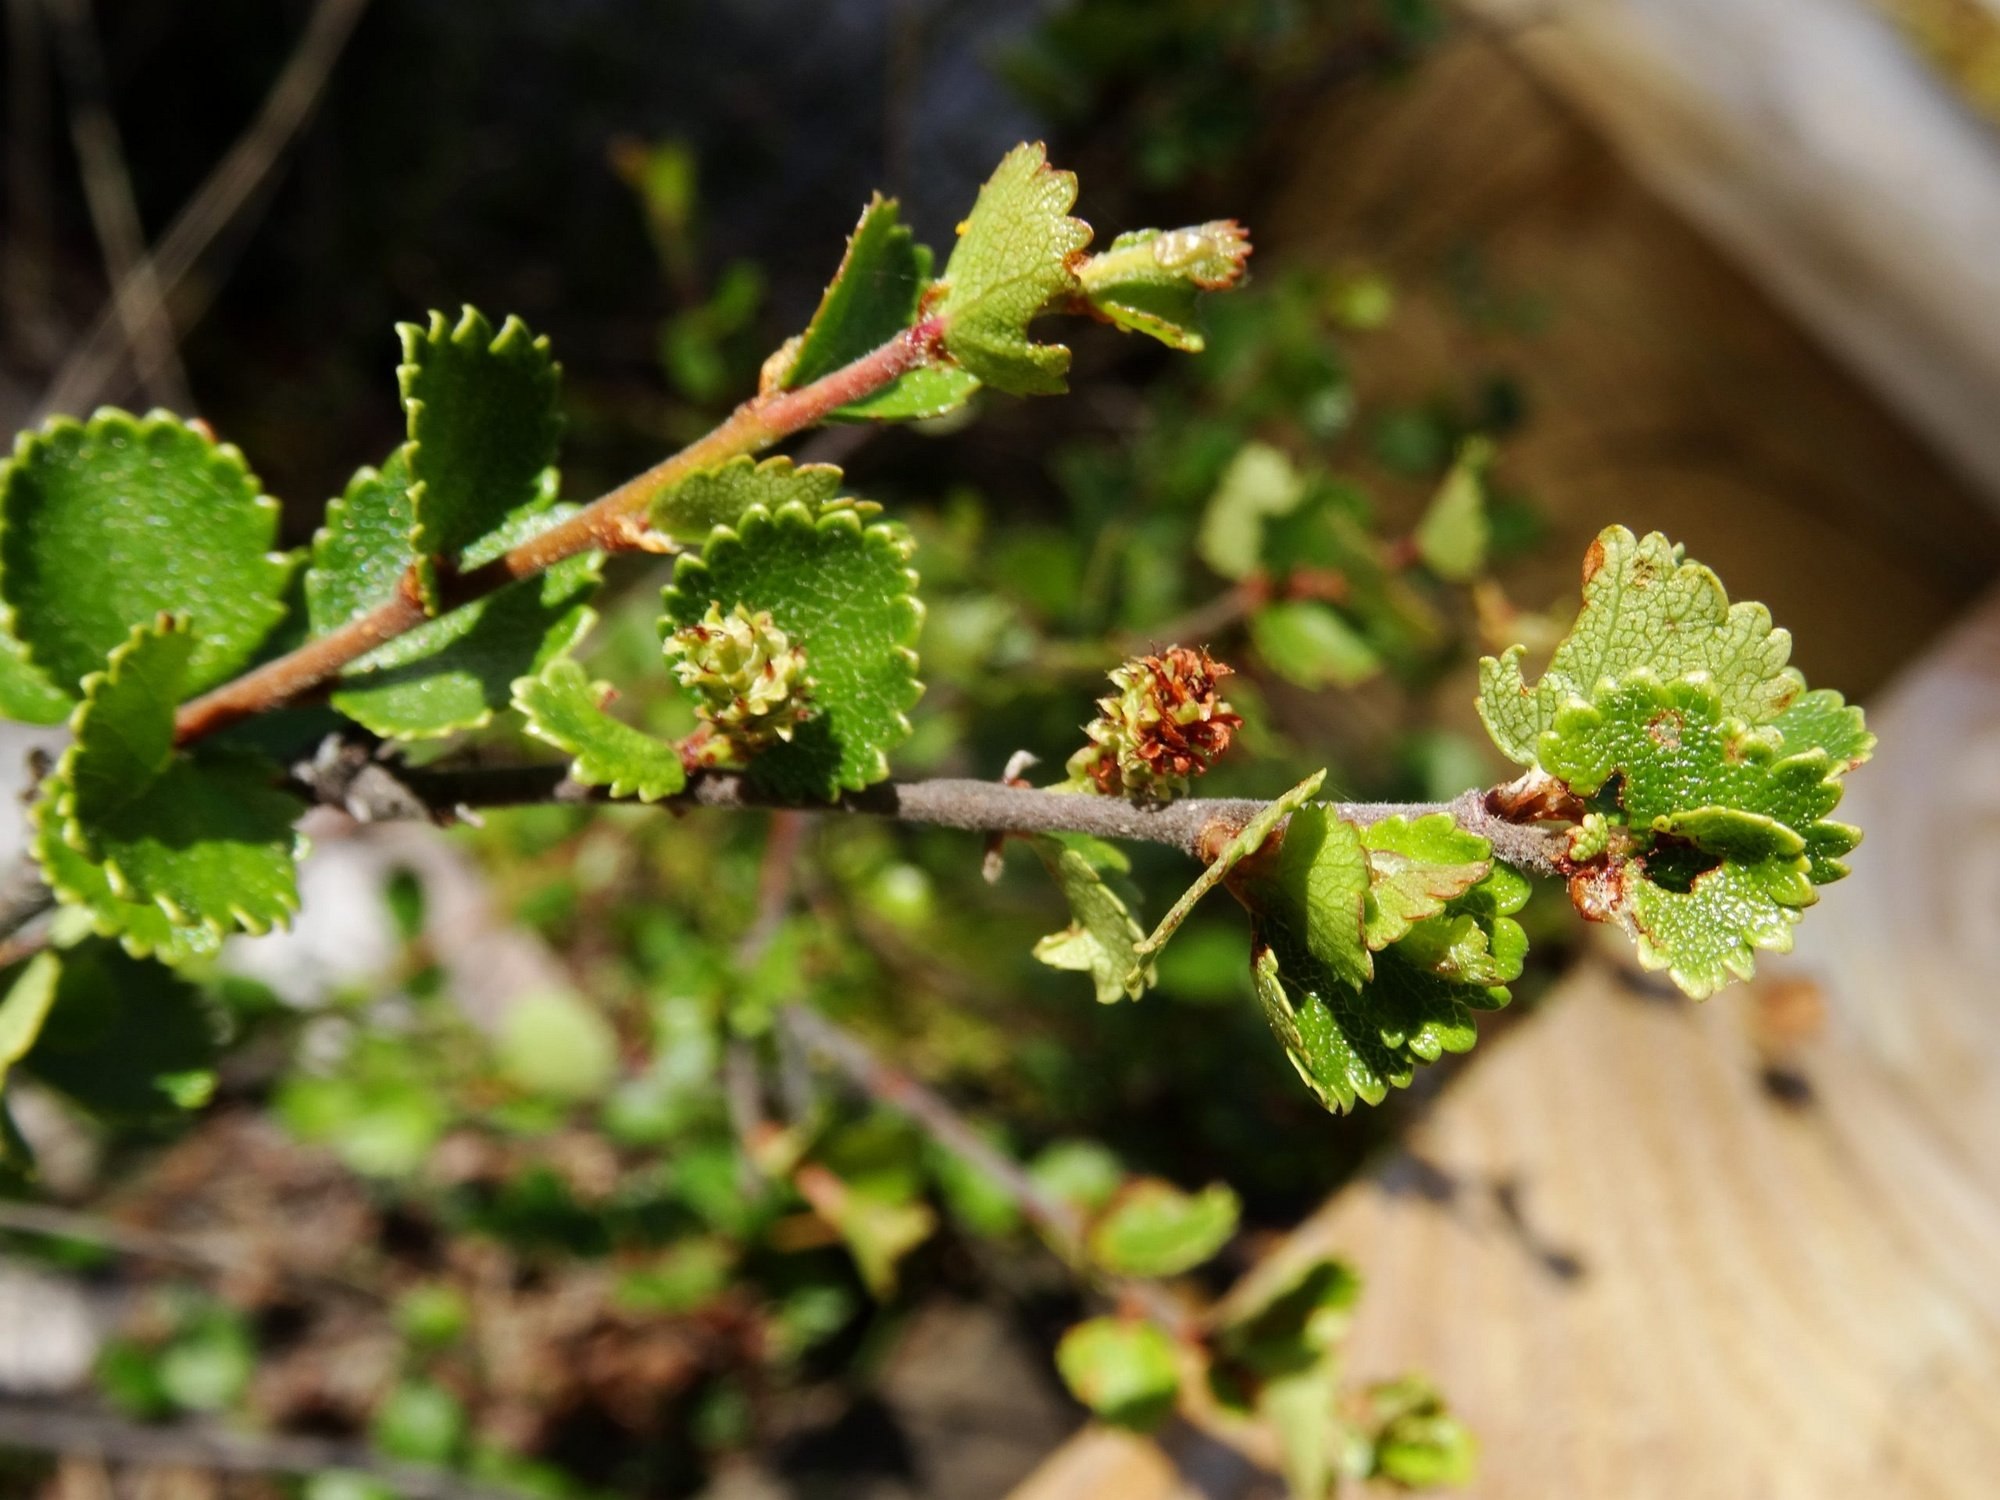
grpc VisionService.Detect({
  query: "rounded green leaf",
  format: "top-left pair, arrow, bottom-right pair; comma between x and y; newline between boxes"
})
661,498 -> 922,800
42,620 -> 302,940
1087,1178 -> 1239,1277
1478,525 -> 1803,765
651,455 -> 843,542
0,409 -> 291,698
1055,1317 -> 1180,1431
495,990 -> 621,1102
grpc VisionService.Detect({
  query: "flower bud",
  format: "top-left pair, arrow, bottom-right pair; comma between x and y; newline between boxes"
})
665,602 -> 813,764
1066,646 -> 1243,799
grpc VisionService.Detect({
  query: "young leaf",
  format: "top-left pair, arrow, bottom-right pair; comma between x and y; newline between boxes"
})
661,498 -> 922,801
832,363 -> 982,423
0,630 -> 73,725
650,455 -> 843,541
331,551 -> 600,740
1414,437 -> 1492,582
400,307 -> 562,593
31,790 -> 222,965
1358,1377 -> 1478,1488
306,451 -> 417,633
1087,1178 -> 1240,1277
1134,770 -> 1327,971
0,410 -> 291,701
1076,221 -> 1252,352
783,194 -> 932,390
1031,833 -> 1153,1004
933,143 -> 1093,396
1357,814 -> 1491,950
1249,601 -> 1382,690
19,940 -> 217,1122
793,1164 -> 936,1298
1389,862 -> 1531,989
1230,802 -> 1371,991
1540,670 -> 1861,996
513,658 -> 686,801
1198,443 -> 1306,582
0,953 -> 61,1094
1478,525 -> 1802,764
1055,1318 -> 1180,1432
40,621 -> 303,939
1237,808 -> 1502,1112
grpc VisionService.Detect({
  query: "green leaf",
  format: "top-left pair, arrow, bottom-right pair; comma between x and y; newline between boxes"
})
833,362 -> 982,422
785,194 -> 932,389
0,410 -> 291,701
1028,1139 -> 1125,1216
332,550 -> 600,740
494,990 -> 621,1102
1239,808 -> 1500,1113
1088,1178 -> 1239,1277
1357,814 -> 1491,950
0,629 -> 72,725
1360,1377 -> 1478,1488
1198,443 -> 1307,582
1230,802 -> 1372,991
1250,601 -> 1383,689
1774,687 -> 1875,770
1625,857 -> 1811,1000
20,939 -> 217,1121
1031,833 -> 1153,1004
1215,1255 -> 1360,1376
1134,771 -> 1328,973
371,1379 -> 467,1466
1414,437 -> 1492,582
158,1308 -> 254,1414
41,621 -> 301,940
513,658 -> 687,801
934,143 -> 1093,396
31,789 -> 221,965
1055,1317 -> 1180,1431
1477,526 -> 1804,765
1538,670 -> 1860,997
0,953 -> 60,1093
401,307 -> 563,584
305,450 -> 416,633
650,455 -> 843,541
1076,221 -> 1251,352
804,1167 -> 936,1298
661,498 -> 922,800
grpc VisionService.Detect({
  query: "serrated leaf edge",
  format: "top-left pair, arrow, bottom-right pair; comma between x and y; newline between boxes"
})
660,498 -> 924,795
0,408 -> 290,695
43,621 -> 304,939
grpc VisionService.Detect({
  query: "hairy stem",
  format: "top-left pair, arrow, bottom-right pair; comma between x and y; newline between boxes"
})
170,319 -> 945,745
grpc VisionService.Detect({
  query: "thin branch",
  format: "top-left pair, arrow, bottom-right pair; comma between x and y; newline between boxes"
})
0,1401 -> 526,1500
0,1198 -> 382,1305
4,0 -> 60,369
37,0 -> 371,418
169,318 -> 945,746
778,1003 -> 1196,1335
780,1003 -> 1088,1254
372,764 -> 1568,877
0,765 -> 1566,954
41,0 -> 190,411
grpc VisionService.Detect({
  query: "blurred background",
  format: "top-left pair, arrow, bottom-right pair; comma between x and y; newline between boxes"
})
4,1 -> 2000,1497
